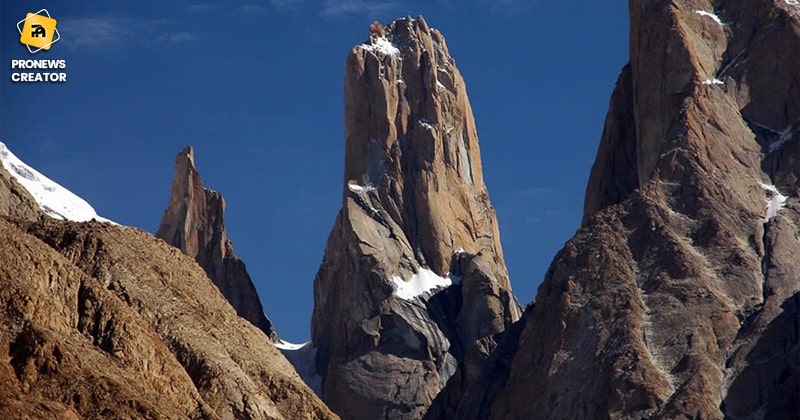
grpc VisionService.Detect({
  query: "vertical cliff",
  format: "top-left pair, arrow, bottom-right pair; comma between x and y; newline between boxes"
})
436,1 -> 799,418
308,16 -> 521,420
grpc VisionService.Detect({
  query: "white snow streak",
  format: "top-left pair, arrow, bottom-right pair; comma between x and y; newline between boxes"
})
391,268 -> 453,300
702,78 -> 724,85
275,340 -> 305,350
347,181 -> 375,193
694,10 -> 724,25
0,142 -> 114,223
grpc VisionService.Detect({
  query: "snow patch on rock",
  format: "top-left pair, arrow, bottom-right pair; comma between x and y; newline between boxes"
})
275,340 -> 305,351
758,182 -> 788,222
391,268 -> 454,300
347,181 -> 375,193
360,37 -> 399,56
702,78 -> 724,85
694,10 -> 724,25
419,119 -> 435,131
0,141 -> 114,223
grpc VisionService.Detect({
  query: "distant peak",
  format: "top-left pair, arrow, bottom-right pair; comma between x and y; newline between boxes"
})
156,146 -> 277,340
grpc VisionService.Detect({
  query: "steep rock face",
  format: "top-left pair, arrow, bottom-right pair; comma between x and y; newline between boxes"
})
0,215 -> 337,419
0,149 -> 42,223
443,1 -> 799,419
582,64 -> 638,224
424,309 -> 528,420
309,16 -> 521,420
156,146 -> 276,340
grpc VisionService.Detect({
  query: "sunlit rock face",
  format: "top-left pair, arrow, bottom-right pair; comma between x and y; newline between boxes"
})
156,146 -> 277,340
0,149 -> 335,419
309,16 -> 521,420
431,1 -> 799,419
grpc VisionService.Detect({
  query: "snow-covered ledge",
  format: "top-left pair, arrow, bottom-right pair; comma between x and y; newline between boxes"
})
390,268 -> 460,300
0,141 -> 115,223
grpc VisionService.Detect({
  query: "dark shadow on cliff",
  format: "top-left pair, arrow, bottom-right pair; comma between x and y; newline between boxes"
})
722,291 -> 799,419
425,284 -> 463,359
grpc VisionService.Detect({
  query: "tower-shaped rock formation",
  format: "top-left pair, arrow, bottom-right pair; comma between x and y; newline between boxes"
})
157,146 -> 276,340
309,16 -> 521,420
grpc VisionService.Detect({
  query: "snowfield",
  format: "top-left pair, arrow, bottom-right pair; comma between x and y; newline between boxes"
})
0,142 -> 114,223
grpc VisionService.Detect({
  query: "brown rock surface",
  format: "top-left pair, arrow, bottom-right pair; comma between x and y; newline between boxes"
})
437,1 -> 799,418
0,145 -> 42,223
0,215 -> 337,419
156,146 -> 276,339
0,142 -> 334,418
309,16 -> 521,420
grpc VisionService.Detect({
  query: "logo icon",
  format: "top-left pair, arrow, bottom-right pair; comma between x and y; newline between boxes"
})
17,9 -> 60,53
31,25 -> 47,38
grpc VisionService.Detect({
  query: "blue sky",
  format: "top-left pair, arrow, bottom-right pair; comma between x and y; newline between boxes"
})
1,1 -> 629,342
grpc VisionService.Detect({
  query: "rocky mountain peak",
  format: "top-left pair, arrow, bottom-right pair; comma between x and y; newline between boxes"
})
156,146 -> 276,340
431,2 -> 799,418
306,16 -> 521,419
343,15 -> 497,276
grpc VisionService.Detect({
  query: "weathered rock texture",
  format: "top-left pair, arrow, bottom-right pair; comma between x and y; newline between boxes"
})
435,1 -> 800,418
309,16 -> 521,420
0,151 -> 42,223
0,205 -> 336,418
156,146 -> 276,340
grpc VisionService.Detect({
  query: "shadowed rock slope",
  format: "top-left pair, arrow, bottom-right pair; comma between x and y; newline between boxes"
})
308,16 -> 522,420
156,145 -> 277,340
431,1 -> 799,419
0,163 -> 336,419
